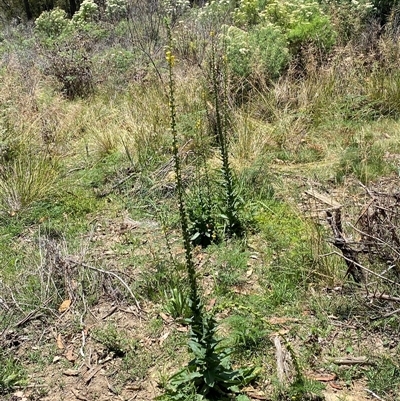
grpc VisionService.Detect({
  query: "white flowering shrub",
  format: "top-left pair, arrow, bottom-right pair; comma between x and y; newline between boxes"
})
162,0 -> 190,21
263,0 -> 336,52
106,0 -> 127,20
233,0 -> 336,52
225,23 -> 289,80
71,0 -> 99,28
197,0 -> 234,25
234,0 -> 267,27
34,8 -> 69,39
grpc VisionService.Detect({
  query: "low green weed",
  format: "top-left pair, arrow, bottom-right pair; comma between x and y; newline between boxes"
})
213,244 -> 250,295
92,324 -> 136,357
0,350 -> 27,394
163,287 -> 192,321
366,356 -> 400,398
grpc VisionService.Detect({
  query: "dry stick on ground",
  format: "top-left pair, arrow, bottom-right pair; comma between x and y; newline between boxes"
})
365,388 -> 386,401
331,251 -> 400,287
14,297 -> 53,328
66,259 -> 140,310
327,209 -> 365,283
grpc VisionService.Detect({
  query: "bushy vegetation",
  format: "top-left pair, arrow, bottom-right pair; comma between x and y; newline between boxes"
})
1,0 -> 400,400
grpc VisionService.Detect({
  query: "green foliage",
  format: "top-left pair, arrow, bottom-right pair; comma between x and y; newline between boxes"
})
158,310 -> 259,400
136,260 -> 182,301
325,0 -> 374,43
187,185 -> 220,248
368,69 -> 400,118
106,0 -> 128,21
71,0 -> 99,28
93,324 -> 136,357
370,0 -> 400,24
164,287 -> 192,321
233,0 -> 336,54
224,24 -> 289,80
233,0 -> 268,27
209,34 -> 245,238
159,23 -> 257,400
197,0 -> 235,27
0,350 -> 27,394
366,356 -> 400,398
263,0 -> 336,52
41,33 -> 94,99
34,8 -> 70,39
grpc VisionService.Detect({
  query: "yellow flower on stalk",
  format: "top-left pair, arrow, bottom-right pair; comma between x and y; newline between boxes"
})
166,50 -> 176,66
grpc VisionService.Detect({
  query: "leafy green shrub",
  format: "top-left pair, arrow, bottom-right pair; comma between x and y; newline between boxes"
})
225,24 -> 290,81
106,48 -> 137,73
106,0 -> 128,21
71,0 -> 99,29
43,35 -> 94,99
234,0 -> 268,27
158,311 -> 259,400
34,8 -> 69,39
263,0 -> 337,52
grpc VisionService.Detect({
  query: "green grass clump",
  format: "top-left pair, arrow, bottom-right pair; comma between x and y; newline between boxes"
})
336,132 -> 395,184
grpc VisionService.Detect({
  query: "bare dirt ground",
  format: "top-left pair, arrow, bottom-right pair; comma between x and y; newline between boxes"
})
4,177 -> 400,401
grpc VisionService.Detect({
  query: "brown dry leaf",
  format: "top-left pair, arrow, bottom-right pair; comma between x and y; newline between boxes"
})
64,346 -> 77,362
56,333 -> 65,350
176,326 -> 188,332
245,392 -> 268,400
159,331 -> 170,346
233,287 -> 248,295
58,299 -> 71,313
206,298 -> 216,311
159,312 -> 170,321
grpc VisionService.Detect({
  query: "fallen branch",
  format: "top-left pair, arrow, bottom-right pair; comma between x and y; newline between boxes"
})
330,356 -> 373,366
331,251 -> 400,288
